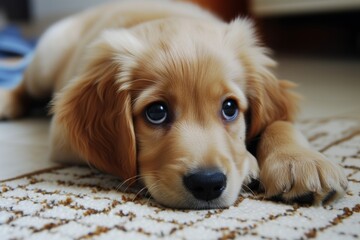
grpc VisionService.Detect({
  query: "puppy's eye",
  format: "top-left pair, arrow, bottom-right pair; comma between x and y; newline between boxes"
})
145,102 -> 168,125
221,99 -> 239,122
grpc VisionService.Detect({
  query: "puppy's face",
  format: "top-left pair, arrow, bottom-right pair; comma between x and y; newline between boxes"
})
128,20 -> 258,208
57,18 -> 280,209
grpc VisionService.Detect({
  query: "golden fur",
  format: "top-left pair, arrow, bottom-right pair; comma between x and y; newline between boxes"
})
0,0 -> 347,209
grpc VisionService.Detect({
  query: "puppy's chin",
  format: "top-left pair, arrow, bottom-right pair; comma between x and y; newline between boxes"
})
147,182 -> 240,210
140,156 -> 251,209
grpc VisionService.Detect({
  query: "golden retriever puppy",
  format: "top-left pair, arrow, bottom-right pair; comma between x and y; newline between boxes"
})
0,0 -> 348,209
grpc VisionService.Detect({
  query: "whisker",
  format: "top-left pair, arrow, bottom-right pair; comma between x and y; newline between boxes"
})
134,178 -> 161,202
246,178 -> 267,200
144,181 -> 163,205
242,184 -> 256,197
115,171 -> 161,193
116,175 -> 141,192
116,173 -> 148,191
132,185 -> 148,200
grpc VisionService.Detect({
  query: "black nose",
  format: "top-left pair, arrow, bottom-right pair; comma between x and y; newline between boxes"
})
183,169 -> 227,201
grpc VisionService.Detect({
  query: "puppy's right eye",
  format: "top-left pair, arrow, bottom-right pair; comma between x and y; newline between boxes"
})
221,98 -> 239,122
145,102 -> 168,125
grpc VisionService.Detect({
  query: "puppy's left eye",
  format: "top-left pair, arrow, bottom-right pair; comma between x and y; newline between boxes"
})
145,102 -> 169,125
221,99 -> 239,122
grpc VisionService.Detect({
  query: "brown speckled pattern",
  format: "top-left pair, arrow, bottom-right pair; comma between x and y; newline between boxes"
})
1,118 -> 359,239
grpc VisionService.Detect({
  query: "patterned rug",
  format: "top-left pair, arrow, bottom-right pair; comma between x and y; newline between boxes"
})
1,118 -> 359,240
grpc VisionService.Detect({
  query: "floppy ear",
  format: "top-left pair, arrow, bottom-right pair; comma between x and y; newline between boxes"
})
52,30 -> 143,181
226,18 -> 300,140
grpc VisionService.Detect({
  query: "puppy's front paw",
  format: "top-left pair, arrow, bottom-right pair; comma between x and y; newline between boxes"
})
0,89 -> 24,120
260,147 -> 348,205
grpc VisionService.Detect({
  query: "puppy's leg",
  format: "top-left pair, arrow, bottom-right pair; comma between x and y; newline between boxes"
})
0,17 -> 81,120
0,82 -> 31,119
257,121 -> 348,204
0,70 -> 52,120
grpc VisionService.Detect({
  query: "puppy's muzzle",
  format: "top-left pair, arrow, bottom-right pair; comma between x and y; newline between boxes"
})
183,169 -> 227,201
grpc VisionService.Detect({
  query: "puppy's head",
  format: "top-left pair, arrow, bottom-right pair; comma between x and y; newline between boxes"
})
55,18 -> 297,209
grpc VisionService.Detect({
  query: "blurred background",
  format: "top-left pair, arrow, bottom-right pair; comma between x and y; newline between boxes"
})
1,0 -> 360,56
0,0 -> 360,118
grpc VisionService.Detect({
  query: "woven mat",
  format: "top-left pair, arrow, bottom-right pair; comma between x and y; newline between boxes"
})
1,118 -> 360,240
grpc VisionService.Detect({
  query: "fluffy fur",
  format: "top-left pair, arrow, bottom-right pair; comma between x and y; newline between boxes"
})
0,0 -> 347,209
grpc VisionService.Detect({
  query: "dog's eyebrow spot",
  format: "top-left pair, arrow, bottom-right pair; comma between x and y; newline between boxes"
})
132,85 -> 166,116
225,81 -> 248,111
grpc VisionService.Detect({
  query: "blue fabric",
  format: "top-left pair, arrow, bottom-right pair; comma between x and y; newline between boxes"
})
0,25 -> 36,89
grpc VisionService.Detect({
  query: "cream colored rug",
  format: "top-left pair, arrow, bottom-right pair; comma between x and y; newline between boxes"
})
1,118 -> 359,240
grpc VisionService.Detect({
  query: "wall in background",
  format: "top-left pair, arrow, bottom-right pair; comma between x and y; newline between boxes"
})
32,0 -> 119,21
19,0 -> 245,37
253,0 -> 360,16
256,5 -> 360,57
21,0 -> 177,37
27,0 -> 121,37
